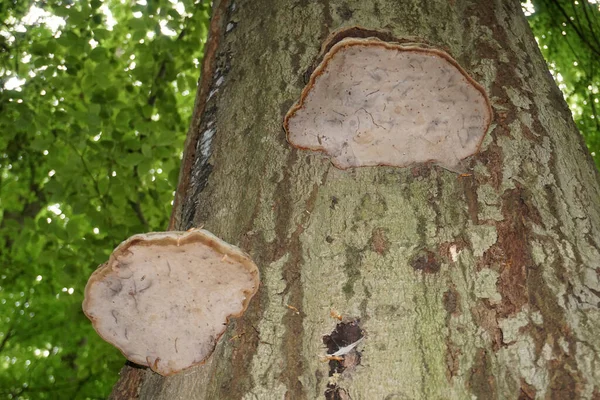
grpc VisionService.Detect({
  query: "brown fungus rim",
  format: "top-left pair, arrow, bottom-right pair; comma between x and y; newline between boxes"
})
82,229 -> 260,376
283,36 -> 493,170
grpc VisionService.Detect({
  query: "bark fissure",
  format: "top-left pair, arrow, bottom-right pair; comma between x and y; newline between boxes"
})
270,153 -> 327,399
170,0 -> 231,231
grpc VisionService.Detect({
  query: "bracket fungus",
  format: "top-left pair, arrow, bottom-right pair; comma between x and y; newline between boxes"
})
82,229 -> 259,376
284,32 -> 492,170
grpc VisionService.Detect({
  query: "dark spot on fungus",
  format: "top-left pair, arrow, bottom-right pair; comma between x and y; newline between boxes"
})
108,279 -> 123,296
411,250 -> 441,274
326,236 -> 335,244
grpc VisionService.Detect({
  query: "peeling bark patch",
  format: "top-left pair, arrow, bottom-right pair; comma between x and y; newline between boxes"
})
467,348 -> 497,399
370,227 -> 390,255
518,379 -> 537,400
483,187 -> 534,316
323,320 -> 364,400
470,303 -> 502,352
477,141 -> 504,191
443,288 -> 460,315
410,250 -> 441,274
547,359 -> 578,400
444,340 -> 461,383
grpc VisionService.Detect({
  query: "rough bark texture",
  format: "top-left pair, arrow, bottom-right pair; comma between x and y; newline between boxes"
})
114,0 -> 600,398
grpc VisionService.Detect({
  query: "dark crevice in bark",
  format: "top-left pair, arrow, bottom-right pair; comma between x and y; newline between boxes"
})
443,285 -> 462,383
170,0 -> 231,231
323,319 -> 363,400
268,152 -> 325,399
107,362 -> 145,400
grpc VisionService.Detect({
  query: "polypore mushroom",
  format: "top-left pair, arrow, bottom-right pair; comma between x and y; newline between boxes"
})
82,229 -> 259,376
284,32 -> 492,171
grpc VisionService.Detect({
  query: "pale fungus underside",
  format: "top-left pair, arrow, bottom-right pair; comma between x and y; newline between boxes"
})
284,36 -> 492,170
82,229 -> 259,376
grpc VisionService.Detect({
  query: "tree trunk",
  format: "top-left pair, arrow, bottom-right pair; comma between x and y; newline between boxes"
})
111,0 -> 600,399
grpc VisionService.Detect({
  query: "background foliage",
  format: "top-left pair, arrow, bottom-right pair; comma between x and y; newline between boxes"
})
0,1 -> 598,399
0,0 -> 209,398
526,0 -> 600,170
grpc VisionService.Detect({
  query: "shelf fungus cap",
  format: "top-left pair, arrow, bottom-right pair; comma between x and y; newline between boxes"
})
82,229 -> 260,376
284,36 -> 492,170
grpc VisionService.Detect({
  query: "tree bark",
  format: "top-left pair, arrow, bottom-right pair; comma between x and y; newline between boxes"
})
113,0 -> 600,398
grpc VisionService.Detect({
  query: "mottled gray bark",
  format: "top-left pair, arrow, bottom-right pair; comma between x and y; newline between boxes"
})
115,0 -> 600,399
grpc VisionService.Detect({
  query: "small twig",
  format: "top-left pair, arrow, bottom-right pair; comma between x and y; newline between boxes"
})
285,304 -> 300,315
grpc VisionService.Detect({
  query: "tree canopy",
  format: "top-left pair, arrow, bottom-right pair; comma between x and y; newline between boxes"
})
0,1 -> 597,399
527,0 -> 600,170
0,0 -> 209,398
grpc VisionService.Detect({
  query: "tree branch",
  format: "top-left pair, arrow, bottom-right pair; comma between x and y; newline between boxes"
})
0,324 -> 15,353
128,199 -> 149,229
547,0 -> 600,58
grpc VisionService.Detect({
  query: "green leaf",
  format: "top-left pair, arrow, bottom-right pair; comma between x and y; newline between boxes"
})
66,218 -> 83,238
141,143 -> 152,157
30,42 -> 47,56
89,46 -> 109,63
128,17 -> 147,33
68,10 -> 88,26
141,104 -> 153,119
93,28 -> 111,41
119,152 -> 144,167
153,130 -> 179,146
97,176 -> 109,195
168,168 -> 180,186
